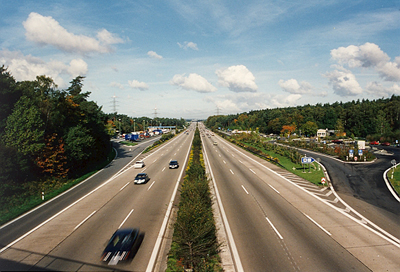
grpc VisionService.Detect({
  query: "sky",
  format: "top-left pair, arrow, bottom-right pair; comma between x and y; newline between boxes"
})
1,0 -> 400,120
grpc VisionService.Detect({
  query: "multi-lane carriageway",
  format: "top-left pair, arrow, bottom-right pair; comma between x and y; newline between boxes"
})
1,122 -> 400,271
200,124 -> 400,272
0,125 -> 196,271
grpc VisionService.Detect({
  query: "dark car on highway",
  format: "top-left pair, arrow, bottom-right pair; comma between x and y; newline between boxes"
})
134,173 -> 150,184
381,142 -> 390,146
101,228 -> 140,265
169,160 -> 179,169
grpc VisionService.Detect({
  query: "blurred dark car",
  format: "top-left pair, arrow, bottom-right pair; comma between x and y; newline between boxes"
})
369,141 -> 379,145
101,228 -> 140,265
381,142 -> 390,146
134,173 -> 150,184
169,160 -> 179,169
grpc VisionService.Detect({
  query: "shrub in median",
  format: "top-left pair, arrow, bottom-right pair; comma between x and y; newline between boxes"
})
167,127 -> 221,272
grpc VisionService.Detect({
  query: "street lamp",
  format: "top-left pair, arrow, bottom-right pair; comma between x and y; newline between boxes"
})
118,118 -> 121,136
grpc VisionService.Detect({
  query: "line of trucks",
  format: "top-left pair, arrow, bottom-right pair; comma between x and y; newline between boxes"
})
124,129 -> 163,141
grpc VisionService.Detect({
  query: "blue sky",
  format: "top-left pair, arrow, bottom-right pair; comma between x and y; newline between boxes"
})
1,1 -> 400,119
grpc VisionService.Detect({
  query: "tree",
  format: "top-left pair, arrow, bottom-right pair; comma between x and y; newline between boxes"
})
3,95 -> 45,156
35,133 -> 68,178
281,124 -> 296,138
64,125 -> 95,173
0,66 -> 20,134
301,121 -> 318,137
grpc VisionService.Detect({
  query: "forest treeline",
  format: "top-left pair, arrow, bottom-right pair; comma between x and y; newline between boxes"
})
206,96 -> 400,141
0,66 -> 111,194
0,66 -> 185,197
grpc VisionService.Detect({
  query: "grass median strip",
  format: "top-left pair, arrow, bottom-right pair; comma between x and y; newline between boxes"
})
167,126 -> 222,272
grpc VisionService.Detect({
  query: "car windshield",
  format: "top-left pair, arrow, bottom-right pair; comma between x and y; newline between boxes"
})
136,174 -> 146,178
109,233 -> 133,248
170,161 -> 177,164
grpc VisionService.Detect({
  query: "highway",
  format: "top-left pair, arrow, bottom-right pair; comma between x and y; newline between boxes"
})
0,125 -> 195,271
200,125 -> 400,271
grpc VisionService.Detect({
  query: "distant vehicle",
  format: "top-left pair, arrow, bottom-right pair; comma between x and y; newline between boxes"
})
213,141 -> 218,145
369,141 -> 379,145
134,173 -> 150,184
381,142 -> 390,146
331,139 -> 343,144
125,134 -> 139,141
169,160 -> 179,169
133,161 -> 145,168
101,228 -> 140,265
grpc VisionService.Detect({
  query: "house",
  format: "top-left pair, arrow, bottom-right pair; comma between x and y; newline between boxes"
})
317,129 -> 327,138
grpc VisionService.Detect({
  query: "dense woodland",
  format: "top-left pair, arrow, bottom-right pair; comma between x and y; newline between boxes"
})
206,96 -> 400,142
0,66 -> 185,196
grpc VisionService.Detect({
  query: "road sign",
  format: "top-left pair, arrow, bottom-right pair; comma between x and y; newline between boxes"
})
301,157 -> 315,164
349,149 -> 354,158
321,177 -> 326,184
358,149 -> 363,156
392,159 -> 397,166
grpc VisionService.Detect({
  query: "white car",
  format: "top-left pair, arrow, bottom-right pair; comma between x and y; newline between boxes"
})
133,161 -> 145,168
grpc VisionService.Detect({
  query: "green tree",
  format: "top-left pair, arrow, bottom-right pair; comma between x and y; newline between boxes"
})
301,121 -> 318,137
0,66 -> 20,134
3,95 -> 45,156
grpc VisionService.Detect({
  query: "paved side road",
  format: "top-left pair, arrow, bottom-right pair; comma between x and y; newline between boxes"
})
298,145 -> 400,240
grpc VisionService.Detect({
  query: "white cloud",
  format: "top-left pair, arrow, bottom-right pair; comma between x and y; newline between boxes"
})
323,65 -> 362,96
216,65 -> 258,92
278,79 -> 312,94
331,42 -> 400,82
178,41 -> 198,50
0,49 -> 87,87
128,79 -> 149,91
110,82 -> 124,89
366,82 -> 400,97
96,29 -> 124,45
23,12 -> 123,54
67,59 -> 88,77
170,73 -> 217,93
147,51 -> 163,59
207,92 -> 302,115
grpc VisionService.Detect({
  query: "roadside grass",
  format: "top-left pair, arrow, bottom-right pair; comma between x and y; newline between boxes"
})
388,166 -> 400,196
0,148 -> 116,226
120,140 -> 138,146
243,142 -> 326,186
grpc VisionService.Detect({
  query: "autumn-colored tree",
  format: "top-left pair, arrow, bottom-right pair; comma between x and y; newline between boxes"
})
281,124 -> 296,137
35,133 -> 68,178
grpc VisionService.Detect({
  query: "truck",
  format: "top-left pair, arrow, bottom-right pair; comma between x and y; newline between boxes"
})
125,133 -> 140,141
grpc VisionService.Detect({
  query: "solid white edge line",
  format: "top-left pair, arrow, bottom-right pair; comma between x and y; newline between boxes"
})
241,185 -> 249,195
268,184 -> 280,194
145,129 -> 194,272
303,213 -> 331,236
202,137 -> 244,272
119,209 -> 134,229
74,211 -> 96,230
219,137 -> 400,248
0,164 -> 133,254
265,217 -> 283,240
0,146 -> 118,231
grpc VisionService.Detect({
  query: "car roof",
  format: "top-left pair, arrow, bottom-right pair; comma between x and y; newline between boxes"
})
170,160 -> 178,163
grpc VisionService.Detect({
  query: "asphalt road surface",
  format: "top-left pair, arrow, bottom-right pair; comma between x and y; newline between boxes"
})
0,127 -> 194,271
201,126 -> 400,271
296,145 -> 400,242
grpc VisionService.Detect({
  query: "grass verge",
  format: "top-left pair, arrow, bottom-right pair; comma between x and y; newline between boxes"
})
0,148 -> 116,226
388,166 -> 400,196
